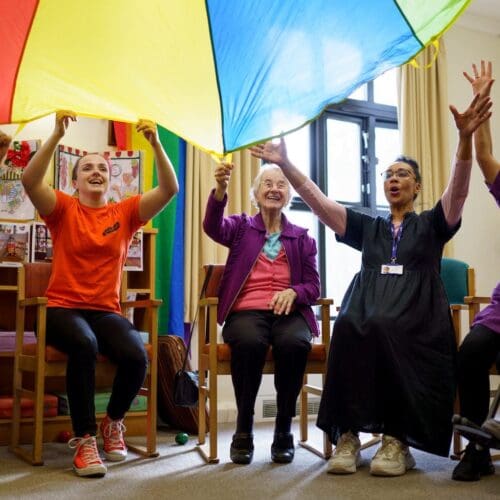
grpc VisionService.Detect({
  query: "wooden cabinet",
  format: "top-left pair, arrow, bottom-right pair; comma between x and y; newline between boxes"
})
0,228 -> 158,445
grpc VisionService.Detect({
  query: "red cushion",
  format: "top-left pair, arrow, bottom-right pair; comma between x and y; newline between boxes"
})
22,343 -> 153,362
203,343 -> 326,362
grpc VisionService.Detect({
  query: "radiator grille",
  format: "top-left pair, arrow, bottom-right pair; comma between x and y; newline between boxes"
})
262,398 -> 320,418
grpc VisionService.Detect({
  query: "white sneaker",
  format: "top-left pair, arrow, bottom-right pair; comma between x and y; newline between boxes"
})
327,431 -> 362,474
370,435 -> 416,476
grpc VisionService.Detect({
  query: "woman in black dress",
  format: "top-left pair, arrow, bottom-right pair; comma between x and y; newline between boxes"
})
250,89 -> 492,476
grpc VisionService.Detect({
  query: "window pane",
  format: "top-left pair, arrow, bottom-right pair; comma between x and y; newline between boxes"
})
325,230 -> 361,305
283,208 -> 318,244
283,125 -> 310,198
374,68 -> 398,106
348,84 -> 367,101
375,126 -> 400,208
326,118 -> 361,203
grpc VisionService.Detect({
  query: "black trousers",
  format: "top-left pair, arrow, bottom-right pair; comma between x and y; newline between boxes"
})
222,310 -> 312,432
457,323 -> 500,426
45,307 -> 148,437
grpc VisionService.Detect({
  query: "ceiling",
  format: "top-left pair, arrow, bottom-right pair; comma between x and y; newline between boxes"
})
458,0 -> 500,36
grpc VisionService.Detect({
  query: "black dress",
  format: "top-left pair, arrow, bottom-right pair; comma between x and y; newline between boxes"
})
317,201 -> 459,456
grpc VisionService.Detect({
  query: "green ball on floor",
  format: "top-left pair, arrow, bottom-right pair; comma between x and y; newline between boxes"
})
175,432 -> 189,445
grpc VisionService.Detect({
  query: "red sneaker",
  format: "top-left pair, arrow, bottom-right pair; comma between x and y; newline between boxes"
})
100,415 -> 127,461
68,434 -> 107,477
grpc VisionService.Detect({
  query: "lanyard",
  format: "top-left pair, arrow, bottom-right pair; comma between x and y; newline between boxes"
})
390,223 -> 403,263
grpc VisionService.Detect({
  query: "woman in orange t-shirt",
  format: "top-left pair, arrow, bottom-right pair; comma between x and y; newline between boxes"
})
22,112 -> 178,478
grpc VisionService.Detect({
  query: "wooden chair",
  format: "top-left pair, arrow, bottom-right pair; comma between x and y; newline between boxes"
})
452,294 -> 500,460
440,257 -> 476,458
196,264 -> 333,464
440,257 -> 476,341
10,262 -> 161,465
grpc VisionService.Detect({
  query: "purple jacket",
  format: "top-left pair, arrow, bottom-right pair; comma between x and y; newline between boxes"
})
472,171 -> 500,334
203,189 -> 320,335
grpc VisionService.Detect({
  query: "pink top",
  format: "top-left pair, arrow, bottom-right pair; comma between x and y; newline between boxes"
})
232,249 -> 291,312
295,157 -> 472,234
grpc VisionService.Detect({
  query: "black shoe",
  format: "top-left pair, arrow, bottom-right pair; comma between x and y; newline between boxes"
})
452,443 -> 495,481
230,433 -> 254,464
271,432 -> 294,464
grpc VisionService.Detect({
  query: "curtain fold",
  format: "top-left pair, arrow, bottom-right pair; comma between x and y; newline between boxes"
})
398,42 -> 450,213
184,146 -> 260,322
398,41 -> 454,256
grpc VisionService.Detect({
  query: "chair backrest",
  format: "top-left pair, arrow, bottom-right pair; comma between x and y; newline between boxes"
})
440,257 -> 475,305
202,264 -> 225,298
22,262 -> 52,331
24,262 -> 52,299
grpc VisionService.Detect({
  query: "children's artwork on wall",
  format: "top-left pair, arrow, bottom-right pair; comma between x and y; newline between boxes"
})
0,140 -> 40,220
0,222 -> 31,263
31,222 -> 53,263
55,146 -> 142,202
125,230 -> 143,271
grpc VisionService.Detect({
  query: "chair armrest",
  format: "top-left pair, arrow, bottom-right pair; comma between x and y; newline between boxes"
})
121,299 -> 162,309
19,297 -> 48,307
450,304 -> 468,310
316,298 -> 334,306
464,296 -> 491,305
199,297 -> 218,306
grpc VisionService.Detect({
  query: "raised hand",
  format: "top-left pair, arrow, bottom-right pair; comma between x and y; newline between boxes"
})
249,137 -> 288,167
54,111 -> 76,138
449,85 -> 493,138
463,60 -> 494,96
136,119 -> 158,147
214,162 -> 233,192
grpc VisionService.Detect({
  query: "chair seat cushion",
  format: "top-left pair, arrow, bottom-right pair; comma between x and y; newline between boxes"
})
22,343 -> 153,362
203,343 -> 326,362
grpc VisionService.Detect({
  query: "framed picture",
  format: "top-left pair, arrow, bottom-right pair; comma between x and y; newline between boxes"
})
31,222 -> 53,263
124,230 -> 143,271
55,145 -> 142,202
0,140 -> 40,220
0,222 -> 31,264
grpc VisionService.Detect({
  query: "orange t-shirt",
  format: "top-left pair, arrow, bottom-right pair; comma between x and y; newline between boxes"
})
41,191 -> 143,313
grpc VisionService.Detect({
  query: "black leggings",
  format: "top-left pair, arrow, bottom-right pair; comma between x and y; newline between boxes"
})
45,308 -> 148,437
222,310 -> 312,433
457,323 -> 500,426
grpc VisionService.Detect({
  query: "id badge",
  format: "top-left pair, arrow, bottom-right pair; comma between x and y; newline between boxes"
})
381,264 -> 404,275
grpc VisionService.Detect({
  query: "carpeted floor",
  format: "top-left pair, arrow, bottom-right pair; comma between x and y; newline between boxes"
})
0,422 -> 498,500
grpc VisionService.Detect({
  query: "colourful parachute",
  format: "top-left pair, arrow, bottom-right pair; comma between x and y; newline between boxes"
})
1,0 -> 470,155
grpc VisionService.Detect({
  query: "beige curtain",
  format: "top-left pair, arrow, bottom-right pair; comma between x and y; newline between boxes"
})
398,41 -> 450,214
184,146 -> 260,322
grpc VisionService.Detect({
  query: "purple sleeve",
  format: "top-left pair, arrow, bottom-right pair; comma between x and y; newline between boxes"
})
487,171 -> 500,207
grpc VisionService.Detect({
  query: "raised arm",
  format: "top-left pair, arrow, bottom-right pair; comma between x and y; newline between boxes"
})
249,138 -> 348,236
136,120 -> 179,222
22,112 -> 76,216
442,89 -> 493,227
464,60 -> 500,184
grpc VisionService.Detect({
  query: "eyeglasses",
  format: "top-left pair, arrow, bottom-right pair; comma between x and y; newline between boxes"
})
381,168 -> 415,180
260,180 -> 288,190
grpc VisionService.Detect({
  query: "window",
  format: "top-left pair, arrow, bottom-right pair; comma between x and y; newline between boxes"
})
285,69 -> 399,305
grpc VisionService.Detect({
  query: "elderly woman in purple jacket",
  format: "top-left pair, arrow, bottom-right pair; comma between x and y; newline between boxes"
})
453,61 -> 500,482
203,162 -> 320,465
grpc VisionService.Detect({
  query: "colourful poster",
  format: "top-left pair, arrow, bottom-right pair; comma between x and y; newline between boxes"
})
0,222 -> 31,263
0,140 -> 39,220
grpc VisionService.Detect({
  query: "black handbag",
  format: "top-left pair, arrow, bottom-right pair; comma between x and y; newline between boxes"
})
173,369 -> 199,407
173,265 -> 214,407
